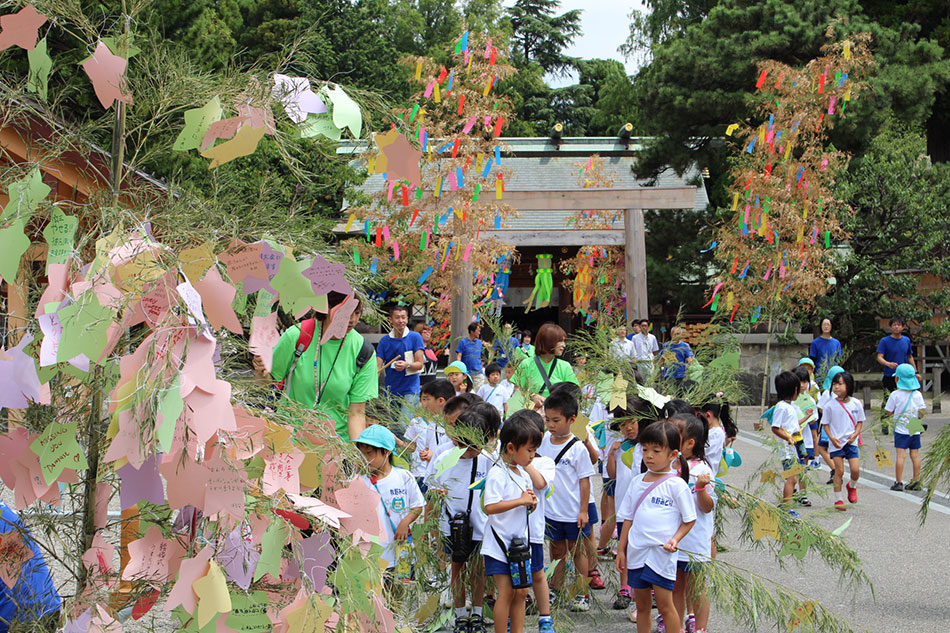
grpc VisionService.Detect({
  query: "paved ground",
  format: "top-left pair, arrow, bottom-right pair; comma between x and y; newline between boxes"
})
512,406 -> 950,633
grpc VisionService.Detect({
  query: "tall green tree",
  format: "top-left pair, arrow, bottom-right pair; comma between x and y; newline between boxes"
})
507,0 -> 582,75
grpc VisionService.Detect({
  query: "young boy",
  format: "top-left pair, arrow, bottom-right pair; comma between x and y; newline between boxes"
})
477,363 -> 511,419
770,371 -> 805,515
355,425 -> 425,573
481,413 -> 543,633
431,403 -> 501,633
537,389 -> 596,612
416,379 -> 456,481
792,366 -> 818,506
884,363 -> 927,491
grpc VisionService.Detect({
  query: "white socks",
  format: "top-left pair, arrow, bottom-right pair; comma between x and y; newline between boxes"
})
456,608 -> 467,618
472,606 -> 483,617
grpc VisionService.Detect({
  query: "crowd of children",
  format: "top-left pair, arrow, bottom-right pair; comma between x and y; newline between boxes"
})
353,369 -> 740,633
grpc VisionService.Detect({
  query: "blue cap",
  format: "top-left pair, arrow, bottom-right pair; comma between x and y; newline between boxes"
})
445,360 -> 469,375
798,357 -> 815,367
895,363 -> 920,391
354,424 -> 396,452
822,365 -> 845,391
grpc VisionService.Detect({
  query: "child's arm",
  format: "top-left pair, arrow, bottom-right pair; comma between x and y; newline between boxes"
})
845,420 -> 863,446
583,437 -> 598,465
523,462 -> 547,492
823,423 -> 842,449
606,440 -> 622,479
615,519 -> 631,573
394,507 -> 423,540
694,472 -> 714,514
484,490 -> 536,515
664,519 -> 696,552
771,425 -> 795,445
577,477 -> 590,528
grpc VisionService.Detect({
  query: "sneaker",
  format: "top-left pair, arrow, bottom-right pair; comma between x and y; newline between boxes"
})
846,483 -> 858,503
890,481 -> 904,491
548,589 -> 560,608
906,480 -> 922,491
656,613 -> 666,633
469,616 -> 486,633
834,500 -> 846,511
826,470 -> 835,485
612,587 -> 632,610
538,617 -> 554,633
786,509 -> 800,518
685,613 -> 697,633
454,617 -> 469,633
570,595 -> 591,612
588,570 -> 606,590
798,496 -> 812,507
627,606 -> 638,623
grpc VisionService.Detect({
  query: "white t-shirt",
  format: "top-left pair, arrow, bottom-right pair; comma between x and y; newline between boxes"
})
362,467 -> 425,567
610,338 -> 636,362
771,400 -> 800,460
528,456 -> 556,544
480,463 -> 532,562
632,333 -> 660,361
613,442 -> 639,514
423,422 -> 456,477
616,473 -> 696,581
404,417 -> 430,478
817,389 -> 834,411
885,390 -> 926,436
537,433 -> 596,522
476,382 -> 510,418
705,426 -> 726,473
822,397 -> 865,446
678,460 -> 716,562
431,452 -> 493,540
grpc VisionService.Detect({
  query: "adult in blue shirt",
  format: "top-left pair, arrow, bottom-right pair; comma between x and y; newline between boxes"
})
0,501 -> 61,633
376,306 -> 425,404
809,317 -> 843,383
658,326 -> 694,383
456,321 -> 485,390
876,317 -> 917,434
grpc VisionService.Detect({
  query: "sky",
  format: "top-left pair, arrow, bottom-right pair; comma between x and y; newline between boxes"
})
522,0 -> 649,87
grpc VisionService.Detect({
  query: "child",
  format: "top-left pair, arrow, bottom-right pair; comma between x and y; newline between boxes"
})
770,371 -> 805,514
512,409 -> 557,633
884,363 -> 926,491
446,361 -> 472,396
821,371 -> 865,510
670,414 -> 715,633
481,413 -> 543,633
416,380 -> 456,480
817,365 -> 845,484
537,389 -> 596,612
606,410 -> 640,611
477,363 -> 510,419
355,425 -> 425,573
698,401 -> 734,476
615,421 -> 696,633
431,403 -> 501,633
793,366 -> 820,470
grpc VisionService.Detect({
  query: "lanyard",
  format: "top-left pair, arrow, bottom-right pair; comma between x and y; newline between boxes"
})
370,475 -> 407,540
313,339 -> 345,406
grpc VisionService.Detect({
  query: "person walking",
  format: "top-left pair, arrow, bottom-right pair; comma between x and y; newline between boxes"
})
457,322 -> 486,390
377,305 -> 426,410
875,317 -> 917,435
809,317 -> 843,384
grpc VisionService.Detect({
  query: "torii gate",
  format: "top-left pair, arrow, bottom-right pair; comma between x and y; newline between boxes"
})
450,186 -> 699,343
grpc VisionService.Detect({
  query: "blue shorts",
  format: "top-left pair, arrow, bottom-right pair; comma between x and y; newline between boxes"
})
545,518 -> 591,541
627,565 -> 675,591
894,433 -> 922,450
531,543 -> 544,573
677,560 -> 705,574
588,501 -> 599,525
818,428 -> 829,447
416,477 -> 428,495
603,478 -> 616,496
484,555 -> 510,577
805,448 -> 815,459
830,444 -> 859,460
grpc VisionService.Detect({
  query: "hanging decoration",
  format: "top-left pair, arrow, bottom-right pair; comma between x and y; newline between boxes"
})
525,253 -> 554,312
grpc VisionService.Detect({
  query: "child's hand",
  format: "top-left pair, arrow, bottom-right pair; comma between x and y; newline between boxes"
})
420,449 -> 433,461
695,473 -> 711,489
577,510 -> 589,529
519,490 -> 537,507
830,438 -> 842,449
611,440 -> 623,452
663,538 -> 679,553
804,408 -> 815,417
615,551 -> 626,573
395,521 -> 411,540
845,434 -> 858,446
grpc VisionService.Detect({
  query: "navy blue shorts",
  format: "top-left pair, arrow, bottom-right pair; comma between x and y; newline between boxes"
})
677,559 -> 705,574
894,432 -> 922,450
603,478 -> 616,496
588,501 -> 599,525
544,518 -> 591,541
805,448 -> 815,459
627,565 -> 674,591
416,477 -> 428,495
830,444 -> 859,460
531,543 -> 544,573
484,555 -> 509,577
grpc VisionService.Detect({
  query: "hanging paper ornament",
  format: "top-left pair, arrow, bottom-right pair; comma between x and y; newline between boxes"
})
489,255 -> 511,301
525,254 -> 554,312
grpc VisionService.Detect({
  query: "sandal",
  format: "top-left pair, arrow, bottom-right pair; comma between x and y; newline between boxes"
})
588,569 -> 606,590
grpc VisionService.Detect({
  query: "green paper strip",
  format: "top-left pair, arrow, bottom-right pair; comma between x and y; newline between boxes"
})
354,249 -> 361,265
824,231 -> 831,248
410,104 -> 419,123
710,294 -> 719,312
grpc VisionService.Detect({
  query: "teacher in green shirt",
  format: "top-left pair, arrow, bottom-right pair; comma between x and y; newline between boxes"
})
513,322 -> 578,409
255,293 -> 378,442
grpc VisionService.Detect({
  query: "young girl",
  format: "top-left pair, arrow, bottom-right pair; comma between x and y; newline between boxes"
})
481,414 -> 543,633
884,363 -> 926,491
817,365 -> 845,484
446,361 -> 472,396
355,425 -> 425,573
821,372 -> 864,510
670,414 -> 715,633
615,421 -> 696,633
698,401 -> 736,476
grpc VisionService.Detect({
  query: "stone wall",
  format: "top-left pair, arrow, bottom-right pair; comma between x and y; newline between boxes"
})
736,333 -> 812,405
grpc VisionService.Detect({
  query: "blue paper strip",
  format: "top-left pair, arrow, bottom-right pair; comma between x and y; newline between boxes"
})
418,266 -> 434,284
481,158 -> 493,178
699,241 -> 717,253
